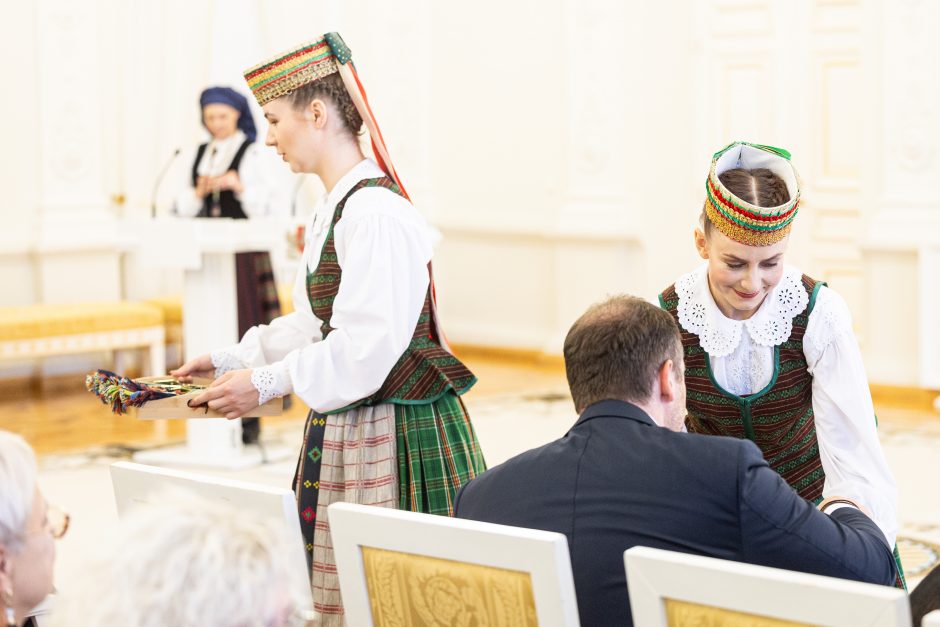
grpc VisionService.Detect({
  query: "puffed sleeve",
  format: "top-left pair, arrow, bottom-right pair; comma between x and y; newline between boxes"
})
804,286 -> 899,547
249,188 -> 433,411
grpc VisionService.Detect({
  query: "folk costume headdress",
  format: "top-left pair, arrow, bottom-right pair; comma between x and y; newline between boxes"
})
243,32 -> 408,199
199,86 -> 257,142
704,141 -> 800,246
243,33 -> 457,346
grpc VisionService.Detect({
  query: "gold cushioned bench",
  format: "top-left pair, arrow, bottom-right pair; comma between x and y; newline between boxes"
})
141,284 -> 295,348
143,297 -> 183,348
0,302 -> 166,375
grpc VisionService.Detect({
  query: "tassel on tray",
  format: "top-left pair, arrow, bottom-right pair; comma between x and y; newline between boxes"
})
84,370 -> 206,415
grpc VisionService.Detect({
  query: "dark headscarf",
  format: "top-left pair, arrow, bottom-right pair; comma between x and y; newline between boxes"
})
199,86 -> 257,142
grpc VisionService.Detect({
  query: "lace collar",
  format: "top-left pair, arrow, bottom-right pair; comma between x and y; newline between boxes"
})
675,263 -> 809,357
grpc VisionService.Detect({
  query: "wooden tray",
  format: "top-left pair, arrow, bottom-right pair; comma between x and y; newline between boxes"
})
128,376 -> 283,420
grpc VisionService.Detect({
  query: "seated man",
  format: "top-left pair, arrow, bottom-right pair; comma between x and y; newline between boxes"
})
454,295 -> 897,627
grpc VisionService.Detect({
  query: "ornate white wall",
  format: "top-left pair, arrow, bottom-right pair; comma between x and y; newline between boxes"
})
0,0 -> 934,387
863,0 -> 940,389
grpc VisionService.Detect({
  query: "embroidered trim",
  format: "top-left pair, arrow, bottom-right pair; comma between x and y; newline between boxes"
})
676,264 -> 809,357
210,351 -> 245,377
250,366 -> 281,405
722,336 -> 774,396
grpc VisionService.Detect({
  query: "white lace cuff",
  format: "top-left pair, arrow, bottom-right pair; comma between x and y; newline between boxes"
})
210,350 -> 245,377
250,364 -> 291,405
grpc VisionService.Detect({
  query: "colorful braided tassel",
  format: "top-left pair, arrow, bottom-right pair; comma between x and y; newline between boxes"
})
84,370 -> 201,415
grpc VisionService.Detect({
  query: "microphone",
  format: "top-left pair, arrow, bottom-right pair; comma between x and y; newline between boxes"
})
151,148 -> 180,218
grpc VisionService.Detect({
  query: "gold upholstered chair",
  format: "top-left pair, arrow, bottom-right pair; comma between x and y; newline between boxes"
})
328,502 -> 580,627
624,546 -> 911,627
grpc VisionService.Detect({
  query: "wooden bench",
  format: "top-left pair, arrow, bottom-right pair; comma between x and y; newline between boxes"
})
0,302 -> 166,376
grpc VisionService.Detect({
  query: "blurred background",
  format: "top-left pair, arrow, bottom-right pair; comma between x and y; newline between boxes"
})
1,0 -> 939,408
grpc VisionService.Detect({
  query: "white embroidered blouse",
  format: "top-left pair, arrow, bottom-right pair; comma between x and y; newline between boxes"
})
209,159 -> 434,414
174,130 -> 270,218
674,263 -> 898,547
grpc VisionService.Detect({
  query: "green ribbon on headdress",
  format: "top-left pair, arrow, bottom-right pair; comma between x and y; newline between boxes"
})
323,32 -> 352,65
713,141 -> 792,161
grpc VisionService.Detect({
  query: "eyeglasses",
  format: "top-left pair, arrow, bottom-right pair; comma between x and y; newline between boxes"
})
25,503 -> 69,540
46,504 -> 70,539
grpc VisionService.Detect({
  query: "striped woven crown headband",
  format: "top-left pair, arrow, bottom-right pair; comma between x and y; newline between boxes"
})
704,141 -> 801,246
243,32 -> 408,200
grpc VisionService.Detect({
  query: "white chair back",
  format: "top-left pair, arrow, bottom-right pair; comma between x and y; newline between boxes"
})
625,546 -> 911,627
109,461 -> 312,613
329,502 -> 580,626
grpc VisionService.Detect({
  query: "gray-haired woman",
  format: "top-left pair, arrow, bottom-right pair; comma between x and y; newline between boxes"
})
0,431 -> 67,627
54,496 -> 309,627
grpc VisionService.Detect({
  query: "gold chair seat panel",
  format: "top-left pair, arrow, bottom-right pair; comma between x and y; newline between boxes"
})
666,598 -> 816,627
361,546 -> 538,627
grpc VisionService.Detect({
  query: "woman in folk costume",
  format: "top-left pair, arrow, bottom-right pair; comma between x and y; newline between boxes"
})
658,141 -> 904,587
172,33 -> 485,620
175,86 -> 281,443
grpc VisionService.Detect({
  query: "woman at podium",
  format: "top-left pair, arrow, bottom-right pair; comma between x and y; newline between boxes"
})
173,34 -> 485,622
175,86 -> 281,444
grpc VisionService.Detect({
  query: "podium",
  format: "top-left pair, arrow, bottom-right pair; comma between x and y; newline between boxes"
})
131,217 -> 293,470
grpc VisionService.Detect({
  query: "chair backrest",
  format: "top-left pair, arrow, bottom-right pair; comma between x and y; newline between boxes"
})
923,610 -> 940,627
328,502 -> 580,626
109,461 -> 312,613
625,546 -> 911,627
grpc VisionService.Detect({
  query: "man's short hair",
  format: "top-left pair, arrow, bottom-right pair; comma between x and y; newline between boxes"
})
563,295 -> 683,411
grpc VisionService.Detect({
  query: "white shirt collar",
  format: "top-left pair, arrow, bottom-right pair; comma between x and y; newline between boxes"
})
675,263 -> 810,357
207,129 -> 246,151
198,130 -> 248,177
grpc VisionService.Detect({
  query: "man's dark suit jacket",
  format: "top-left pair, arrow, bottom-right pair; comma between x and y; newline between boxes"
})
454,400 -> 896,627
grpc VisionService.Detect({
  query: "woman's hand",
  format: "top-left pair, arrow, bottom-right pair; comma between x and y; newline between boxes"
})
210,171 -> 243,194
188,369 -> 260,420
171,354 -> 215,382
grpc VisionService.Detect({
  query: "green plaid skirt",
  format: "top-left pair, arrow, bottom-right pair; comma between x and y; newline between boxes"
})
396,393 -> 487,515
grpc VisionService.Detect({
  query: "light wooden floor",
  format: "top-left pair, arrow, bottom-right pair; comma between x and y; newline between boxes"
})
0,347 -> 569,456
2,347 -> 937,456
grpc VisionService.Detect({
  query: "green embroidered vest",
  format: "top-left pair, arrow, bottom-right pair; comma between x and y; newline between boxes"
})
306,177 -> 476,414
660,276 -> 826,502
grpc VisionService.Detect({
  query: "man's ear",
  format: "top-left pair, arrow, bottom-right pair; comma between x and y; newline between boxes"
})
694,228 -> 709,260
658,359 -> 677,403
